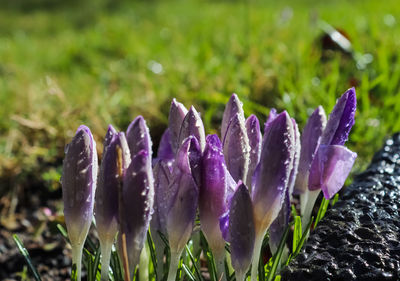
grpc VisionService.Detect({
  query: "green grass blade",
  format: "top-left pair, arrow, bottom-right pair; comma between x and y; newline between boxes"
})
182,264 -> 196,281
292,216 -> 314,258
71,264 -> 77,281
92,244 -> 101,281
57,223 -> 68,240
292,216 -> 302,253
265,224 -> 291,281
110,247 -> 123,281
147,230 -> 158,281
13,234 -> 42,281
274,275 -> 281,281
315,198 -> 330,227
185,244 -> 203,281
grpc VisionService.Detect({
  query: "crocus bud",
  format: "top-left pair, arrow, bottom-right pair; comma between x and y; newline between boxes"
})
228,183 -> 255,281
294,106 -> 326,195
200,135 -> 235,270
126,116 -> 152,158
252,112 -> 295,233
96,129 -> 130,243
119,118 -> 154,276
245,115 -> 262,188
166,136 -> 201,281
221,94 -> 245,137
169,99 -> 188,153
96,128 -> 130,280
62,125 -> 98,281
269,118 -> 300,254
223,113 -> 250,183
178,106 -> 206,152
250,112 -> 295,281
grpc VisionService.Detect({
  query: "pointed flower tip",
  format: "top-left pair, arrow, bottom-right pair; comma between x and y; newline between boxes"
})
205,134 -> 222,149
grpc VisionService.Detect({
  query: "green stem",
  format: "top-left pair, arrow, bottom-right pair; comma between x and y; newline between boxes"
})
215,252 -> 226,281
166,251 -> 181,281
100,240 -> 113,281
71,243 -> 84,281
236,270 -> 246,281
250,232 -> 265,281
139,243 -> 150,281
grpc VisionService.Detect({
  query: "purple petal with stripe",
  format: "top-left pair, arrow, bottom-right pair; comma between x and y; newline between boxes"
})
178,106 -> 206,152
126,116 -> 152,158
169,99 -> 188,153
221,93 -> 244,140
245,115 -> 262,188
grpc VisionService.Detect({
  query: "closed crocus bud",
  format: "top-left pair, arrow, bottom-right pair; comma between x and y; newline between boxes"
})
221,93 -> 245,139
223,113 -> 250,183
228,183 -> 255,281
250,112 -> 295,281
169,99 -> 188,153
294,106 -> 327,195
200,135 -> 235,277
119,148 -> 154,277
62,125 -> 98,281
166,136 -> 201,281
178,106 -> 206,152
264,108 -> 278,135
269,118 -> 300,254
126,116 -> 152,158
95,128 -> 131,280
245,115 -> 262,189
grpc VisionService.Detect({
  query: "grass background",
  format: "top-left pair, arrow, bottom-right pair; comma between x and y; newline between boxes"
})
1,0 -> 400,198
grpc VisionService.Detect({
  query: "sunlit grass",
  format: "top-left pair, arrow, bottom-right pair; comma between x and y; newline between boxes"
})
1,0 -> 400,192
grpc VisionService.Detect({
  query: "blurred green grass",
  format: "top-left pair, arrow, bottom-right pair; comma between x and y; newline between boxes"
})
1,0 -> 400,195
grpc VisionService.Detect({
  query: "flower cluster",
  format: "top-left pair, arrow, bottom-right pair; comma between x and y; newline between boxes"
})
62,88 -> 357,281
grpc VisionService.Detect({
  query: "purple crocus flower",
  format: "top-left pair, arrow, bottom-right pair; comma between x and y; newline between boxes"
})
269,118 -> 300,254
245,115 -> 262,189
62,125 -> 98,281
95,126 -> 131,280
169,99 -> 188,154
228,182 -> 255,281
250,111 -> 296,281
309,88 -> 357,199
302,88 -> 357,228
222,94 -> 250,183
178,106 -> 206,152
156,128 -> 175,164
200,134 -> 236,277
118,118 -> 154,277
166,136 -> 201,281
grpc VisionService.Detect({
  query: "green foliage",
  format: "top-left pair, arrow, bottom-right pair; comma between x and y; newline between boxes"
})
13,234 -> 42,281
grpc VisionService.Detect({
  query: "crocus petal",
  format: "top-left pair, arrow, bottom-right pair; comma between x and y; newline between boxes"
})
151,160 -> 172,235
126,116 -> 152,158
200,134 -> 232,254
169,99 -> 188,153
264,108 -> 278,135
229,183 -> 255,277
103,124 -> 118,150
157,128 -> 175,162
245,115 -> 262,188
95,131 -> 131,242
320,88 -> 356,146
223,113 -> 250,183
294,106 -> 327,195
62,125 -> 98,245
119,149 -> 154,273
309,144 -> 357,199
178,106 -> 206,152
269,119 -> 299,254
221,93 -> 245,140
252,112 -> 295,233
166,137 -> 200,253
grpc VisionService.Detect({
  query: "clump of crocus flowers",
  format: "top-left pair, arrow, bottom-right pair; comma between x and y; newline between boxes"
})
62,88 -> 357,281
